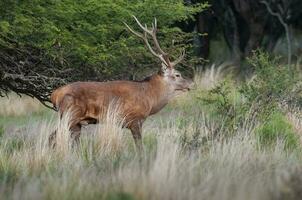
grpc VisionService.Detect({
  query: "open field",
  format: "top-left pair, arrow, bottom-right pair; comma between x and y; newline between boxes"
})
2,1 -> 302,199
1,69 -> 302,200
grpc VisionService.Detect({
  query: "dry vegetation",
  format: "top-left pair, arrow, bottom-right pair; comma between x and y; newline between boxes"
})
0,67 -> 302,200
0,93 -> 44,116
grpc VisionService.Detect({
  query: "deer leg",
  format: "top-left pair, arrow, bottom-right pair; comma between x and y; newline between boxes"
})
66,105 -> 84,145
130,121 -> 144,155
48,123 -> 81,148
70,123 -> 82,144
48,129 -> 57,148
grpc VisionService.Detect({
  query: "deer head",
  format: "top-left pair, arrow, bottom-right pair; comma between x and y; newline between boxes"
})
124,16 -> 192,94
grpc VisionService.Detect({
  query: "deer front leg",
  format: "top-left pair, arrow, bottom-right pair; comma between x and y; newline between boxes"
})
129,120 -> 144,154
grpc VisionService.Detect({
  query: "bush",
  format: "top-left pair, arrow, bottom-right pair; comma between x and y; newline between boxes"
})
200,79 -> 244,134
240,50 -> 300,119
256,111 -> 299,150
198,51 -> 302,150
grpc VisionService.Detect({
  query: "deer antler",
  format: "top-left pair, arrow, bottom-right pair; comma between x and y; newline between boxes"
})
171,49 -> 185,67
124,15 -> 185,68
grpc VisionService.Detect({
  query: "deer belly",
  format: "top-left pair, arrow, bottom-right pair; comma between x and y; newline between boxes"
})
150,102 -> 168,115
84,103 -> 106,121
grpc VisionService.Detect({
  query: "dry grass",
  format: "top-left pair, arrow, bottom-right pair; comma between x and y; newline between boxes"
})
169,64 -> 229,107
194,63 -> 233,90
285,107 -> 302,144
1,72 -> 302,200
0,111 -> 301,200
0,93 -> 44,116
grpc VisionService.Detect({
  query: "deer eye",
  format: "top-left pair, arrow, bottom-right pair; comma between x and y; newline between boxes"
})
175,74 -> 181,78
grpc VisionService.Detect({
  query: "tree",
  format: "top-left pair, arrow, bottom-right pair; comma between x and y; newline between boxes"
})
191,0 -> 302,66
0,34 -> 102,108
0,0 -> 206,106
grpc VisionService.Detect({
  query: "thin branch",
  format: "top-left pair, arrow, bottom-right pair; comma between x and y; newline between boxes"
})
261,0 -> 292,67
261,1 -> 286,27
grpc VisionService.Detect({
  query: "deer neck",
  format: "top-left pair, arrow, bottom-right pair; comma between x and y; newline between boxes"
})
142,74 -> 173,115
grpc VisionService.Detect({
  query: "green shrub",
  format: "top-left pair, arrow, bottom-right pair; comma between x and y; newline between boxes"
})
240,50 -> 299,119
106,191 -> 135,200
200,80 -> 244,133
256,111 -> 299,150
198,51 -> 302,150
203,50 -> 300,121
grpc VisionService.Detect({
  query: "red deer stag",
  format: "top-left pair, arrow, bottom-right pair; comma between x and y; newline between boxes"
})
49,16 -> 193,152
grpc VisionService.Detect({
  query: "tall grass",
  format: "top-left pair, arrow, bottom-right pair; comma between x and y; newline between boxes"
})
0,93 -> 44,117
0,110 -> 301,200
0,65 -> 302,200
194,63 -> 233,90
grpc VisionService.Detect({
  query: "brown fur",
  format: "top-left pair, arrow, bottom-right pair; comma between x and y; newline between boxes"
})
50,72 -> 192,152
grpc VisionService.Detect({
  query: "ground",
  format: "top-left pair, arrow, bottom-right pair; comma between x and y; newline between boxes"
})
0,70 -> 302,200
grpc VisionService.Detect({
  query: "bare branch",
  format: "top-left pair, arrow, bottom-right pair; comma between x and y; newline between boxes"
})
261,0 -> 292,67
261,1 -> 286,27
0,34 -> 104,108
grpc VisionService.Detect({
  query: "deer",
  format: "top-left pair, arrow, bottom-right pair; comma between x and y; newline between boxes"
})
49,16 -> 193,153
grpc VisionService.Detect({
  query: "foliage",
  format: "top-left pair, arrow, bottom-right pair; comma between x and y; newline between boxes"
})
200,80 -> 244,134
240,50 -> 300,118
199,51 -> 301,148
0,0 -> 207,104
0,0 -> 206,78
256,111 -> 298,150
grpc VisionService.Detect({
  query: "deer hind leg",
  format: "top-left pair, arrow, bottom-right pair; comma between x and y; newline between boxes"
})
48,116 -> 82,148
70,123 -> 82,144
49,129 -> 57,148
68,106 -> 85,145
49,94 -> 84,147
49,121 -> 82,148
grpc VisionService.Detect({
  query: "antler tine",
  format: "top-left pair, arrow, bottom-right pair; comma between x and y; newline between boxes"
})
149,17 -> 167,56
132,15 -> 153,35
143,32 -> 169,66
152,18 -> 157,32
123,22 -> 144,39
125,16 -> 186,68
124,19 -> 169,66
132,15 -> 168,57
171,49 -> 186,67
